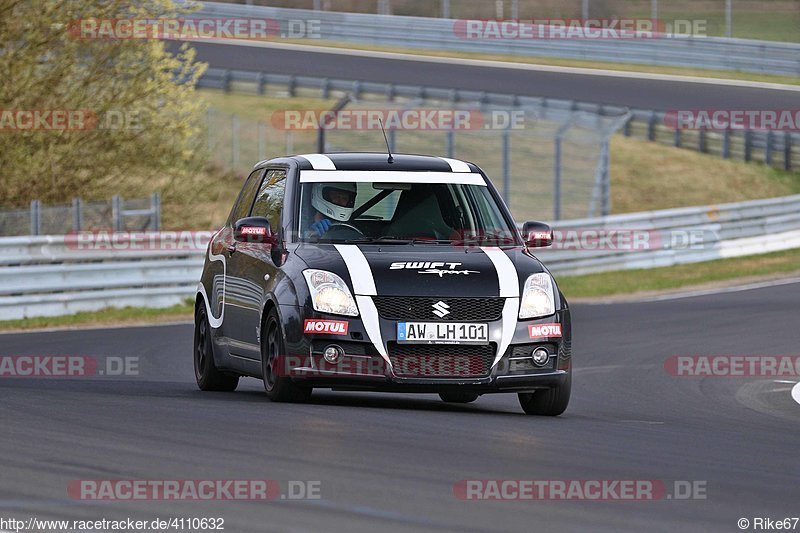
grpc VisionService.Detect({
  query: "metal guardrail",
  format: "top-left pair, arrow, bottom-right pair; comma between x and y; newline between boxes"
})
195,2 -> 800,76
197,68 -> 798,171
3,194 -> 800,320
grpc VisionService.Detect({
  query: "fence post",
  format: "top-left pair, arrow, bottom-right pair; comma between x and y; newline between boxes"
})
501,129 -> 510,205
698,128 -> 707,153
388,129 -> 396,152
744,130 -> 752,162
647,111 -> 656,141
784,132 -> 792,171
151,192 -> 161,231
30,200 -> 41,236
112,195 -> 122,231
554,137 -> 562,221
446,130 -> 455,158
673,124 -> 681,147
601,140 -> 611,217
286,131 -> 294,154
207,108 -> 214,153
232,114 -> 240,168
765,131 -> 773,166
442,0 -> 450,18
258,122 -> 266,161
72,198 -> 82,232
722,128 -> 731,159
511,0 -> 518,18
725,0 -> 733,37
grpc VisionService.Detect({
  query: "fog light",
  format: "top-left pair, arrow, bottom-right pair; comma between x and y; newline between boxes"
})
531,347 -> 550,367
323,345 -> 344,364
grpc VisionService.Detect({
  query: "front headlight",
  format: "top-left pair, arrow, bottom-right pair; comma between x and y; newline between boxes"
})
303,269 -> 359,317
519,273 -> 556,319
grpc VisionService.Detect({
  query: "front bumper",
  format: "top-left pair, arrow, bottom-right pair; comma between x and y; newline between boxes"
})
282,303 -> 571,394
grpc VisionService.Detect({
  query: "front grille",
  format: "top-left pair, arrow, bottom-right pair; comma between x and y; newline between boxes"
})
373,297 -> 505,322
387,342 -> 495,378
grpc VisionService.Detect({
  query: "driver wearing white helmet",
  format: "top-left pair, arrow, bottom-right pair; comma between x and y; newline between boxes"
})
307,182 -> 358,236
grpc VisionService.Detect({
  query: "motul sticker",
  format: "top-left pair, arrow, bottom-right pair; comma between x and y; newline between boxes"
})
304,319 -> 349,335
240,226 -> 266,235
528,323 -> 562,338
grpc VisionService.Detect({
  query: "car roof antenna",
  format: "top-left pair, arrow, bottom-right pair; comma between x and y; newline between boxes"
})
379,118 -> 394,164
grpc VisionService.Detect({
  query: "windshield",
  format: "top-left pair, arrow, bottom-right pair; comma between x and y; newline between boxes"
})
298,176 -> 519,245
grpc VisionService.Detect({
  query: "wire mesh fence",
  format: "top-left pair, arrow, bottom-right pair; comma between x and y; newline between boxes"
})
0,195 -> 161,237
204,97 -> 628,221
224,0 -> 800,42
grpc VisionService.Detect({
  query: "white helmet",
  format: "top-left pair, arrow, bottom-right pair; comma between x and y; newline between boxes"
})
311,182 -> 357,221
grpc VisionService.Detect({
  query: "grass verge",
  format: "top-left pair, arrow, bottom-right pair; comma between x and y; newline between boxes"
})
557,247 -> 800,299
0,302 -> 194,333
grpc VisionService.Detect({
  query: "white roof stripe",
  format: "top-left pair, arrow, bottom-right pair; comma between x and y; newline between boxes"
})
439,157 -> 471,173
299,170 -> 486,185
299,154 -> 336,170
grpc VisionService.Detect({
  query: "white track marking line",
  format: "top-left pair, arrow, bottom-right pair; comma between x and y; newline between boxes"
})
189,38 -> 800,93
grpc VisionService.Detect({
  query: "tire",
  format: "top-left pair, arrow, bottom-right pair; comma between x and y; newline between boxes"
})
194,304 -> 239,392
518,372 -> 571,416
439,391 -> 479,404
261,308 -> 312,403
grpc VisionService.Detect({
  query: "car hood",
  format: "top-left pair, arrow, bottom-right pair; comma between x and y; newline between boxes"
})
293,243 -> 546,297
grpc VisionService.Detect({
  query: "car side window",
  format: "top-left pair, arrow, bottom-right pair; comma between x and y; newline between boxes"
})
251,169 -> 287,231
230,169 -> 266,223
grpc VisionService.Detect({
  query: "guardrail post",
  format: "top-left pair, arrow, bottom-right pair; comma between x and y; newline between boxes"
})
765,131 -> 774,166
784,132 -> 792,171
322,78 -> 331,100
623,116 -> 632,137
386,83 -> 396,102
388,129 -> 396,152
647,111 -> 656,141
698,128 -> 707,153
744,130 -> 752,162
722,128 -> 731,159
232,114 -> 240,168
673,125 -> 681,147
352,80 -> 361,99
501,129 -> 510,205
112,195 -> 122,231
287,75 -> 296,97
30,200 -> 41,236
150,192 -> 161,231
72,198 -> 82,232
286,131 -> 294,154
601,140 -> 611,217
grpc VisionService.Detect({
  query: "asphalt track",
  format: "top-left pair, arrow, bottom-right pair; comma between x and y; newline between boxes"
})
2,282 -> 799,532
174,40 -> 800,111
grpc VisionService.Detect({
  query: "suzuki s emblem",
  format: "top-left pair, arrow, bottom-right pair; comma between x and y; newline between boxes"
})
432,301 -> 451,318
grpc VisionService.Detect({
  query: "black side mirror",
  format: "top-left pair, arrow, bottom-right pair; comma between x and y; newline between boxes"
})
522,221 -> 553,248
233,217 -> 278,245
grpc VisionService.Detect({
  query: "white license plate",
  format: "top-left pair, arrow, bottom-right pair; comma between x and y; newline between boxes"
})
397,322 -> 489,345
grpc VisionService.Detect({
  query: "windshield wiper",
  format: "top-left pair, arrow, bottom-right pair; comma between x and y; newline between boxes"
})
342,236 -> 451,245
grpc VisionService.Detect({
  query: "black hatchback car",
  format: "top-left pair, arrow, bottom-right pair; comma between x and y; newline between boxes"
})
194,153 -> 571,415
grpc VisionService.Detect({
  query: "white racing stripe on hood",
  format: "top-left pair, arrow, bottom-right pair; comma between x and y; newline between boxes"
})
333,245 -> 387,359
299,153 -> 336,170
481,247 -> 520,366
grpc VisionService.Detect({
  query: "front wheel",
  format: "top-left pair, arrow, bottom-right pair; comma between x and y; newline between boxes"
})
194,304 -> 239,392
261,308 -> 312,403
439,392 -> 479,404
518,372 -> 571,416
